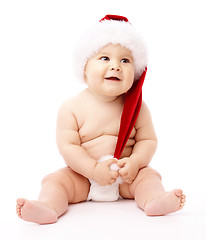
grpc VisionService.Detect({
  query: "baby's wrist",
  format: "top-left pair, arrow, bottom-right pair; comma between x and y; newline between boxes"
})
89,162 -> 98,181
129,154 -> 140,170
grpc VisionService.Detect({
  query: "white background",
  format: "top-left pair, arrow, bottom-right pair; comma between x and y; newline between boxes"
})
0,0 -> 206,239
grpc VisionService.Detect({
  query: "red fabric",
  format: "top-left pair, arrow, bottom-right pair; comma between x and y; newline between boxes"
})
100,15 -> 129,22
114,68 -> 147,159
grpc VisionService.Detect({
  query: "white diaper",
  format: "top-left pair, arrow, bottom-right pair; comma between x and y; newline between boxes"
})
87,155 -> 123,202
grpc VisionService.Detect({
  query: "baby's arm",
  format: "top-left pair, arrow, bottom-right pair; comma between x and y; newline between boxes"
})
56,100 -> 118,186
117,102 -> 157,183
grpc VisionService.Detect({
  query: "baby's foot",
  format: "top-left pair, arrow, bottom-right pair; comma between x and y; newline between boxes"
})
144,189 -> 186,216
16,198 -> 58,224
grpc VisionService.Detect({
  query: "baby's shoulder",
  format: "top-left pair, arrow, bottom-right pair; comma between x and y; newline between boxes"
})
58,89 -> 89,113
138,101 -> 152,118
140,101 -> 148,112
135,100 -> 153,126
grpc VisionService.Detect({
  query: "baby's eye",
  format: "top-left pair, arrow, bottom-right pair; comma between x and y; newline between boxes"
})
121,58 -> 130,63
100,56 -> 110,61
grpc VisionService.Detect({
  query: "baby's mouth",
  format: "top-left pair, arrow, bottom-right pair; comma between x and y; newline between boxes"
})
105,77 -> 121,81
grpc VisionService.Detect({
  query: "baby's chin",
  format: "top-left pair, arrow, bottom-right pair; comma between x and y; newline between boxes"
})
101,85 -> 131,97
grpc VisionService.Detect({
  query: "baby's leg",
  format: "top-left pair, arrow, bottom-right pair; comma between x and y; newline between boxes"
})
129,167 -> 186,216
16,167 -> 90,224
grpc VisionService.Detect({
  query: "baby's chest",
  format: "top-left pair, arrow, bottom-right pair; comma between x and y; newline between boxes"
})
79,108 -> 121,141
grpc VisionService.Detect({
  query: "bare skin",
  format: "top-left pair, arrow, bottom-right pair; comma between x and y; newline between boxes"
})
16,44 -> 185,224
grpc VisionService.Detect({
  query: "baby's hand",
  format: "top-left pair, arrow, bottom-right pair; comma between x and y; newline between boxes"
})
117,157 -> 139,184
92,159 -> 119,186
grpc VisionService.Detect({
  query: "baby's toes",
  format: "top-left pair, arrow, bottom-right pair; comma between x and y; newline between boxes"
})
181,194 -> 186,203
16,205 -> 22,217
17,198 -> 25,207
175,189 -> 183,197
182,194 -> 186,201
16,198 -> 25,217
179,194 -> 186,209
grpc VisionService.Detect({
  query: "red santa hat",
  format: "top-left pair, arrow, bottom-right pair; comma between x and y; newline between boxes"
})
73,14 -> 148,82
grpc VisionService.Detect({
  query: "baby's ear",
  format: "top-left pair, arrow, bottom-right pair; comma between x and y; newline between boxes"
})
83,70 -> 88,83
83,64 -> 89,83
83,74 -> 87,83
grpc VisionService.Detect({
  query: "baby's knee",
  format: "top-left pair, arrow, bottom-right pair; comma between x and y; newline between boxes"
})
41,168 -> 73,187
41,173 -> 57,185
130,167 -> 161,195
138,167 -> 162,180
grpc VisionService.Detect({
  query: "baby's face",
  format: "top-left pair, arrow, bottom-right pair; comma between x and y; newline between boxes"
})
84,44 -> 135,99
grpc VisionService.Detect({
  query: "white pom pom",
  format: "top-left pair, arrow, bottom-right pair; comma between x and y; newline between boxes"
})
87,155 -> 123,201
98,155 -> 115,162
110,163 -> 119,171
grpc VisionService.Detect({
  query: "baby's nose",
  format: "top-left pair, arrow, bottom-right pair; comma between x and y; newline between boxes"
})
110,61 -> 121,71
111,66 -> 121,71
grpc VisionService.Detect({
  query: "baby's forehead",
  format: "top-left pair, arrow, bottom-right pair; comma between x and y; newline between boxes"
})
96,43 -> 133,57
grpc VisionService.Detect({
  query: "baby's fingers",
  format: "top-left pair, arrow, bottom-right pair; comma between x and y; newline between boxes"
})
119,167 -> 128,177
111,170 -> 119,179
108,178 -> 117,185
117,159 -> 127,168
124,178 -> 133,184
106,158 -> 117,167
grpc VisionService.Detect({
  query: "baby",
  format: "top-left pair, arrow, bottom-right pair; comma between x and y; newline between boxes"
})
16,15 -> 185,224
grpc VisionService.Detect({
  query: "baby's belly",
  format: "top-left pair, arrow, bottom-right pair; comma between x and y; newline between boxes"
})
81,135 -> 135,160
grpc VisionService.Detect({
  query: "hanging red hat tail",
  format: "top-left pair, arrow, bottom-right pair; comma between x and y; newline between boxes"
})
114,68 -> 147,160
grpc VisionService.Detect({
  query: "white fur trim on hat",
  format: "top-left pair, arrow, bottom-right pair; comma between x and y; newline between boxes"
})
73,16 -> 148,82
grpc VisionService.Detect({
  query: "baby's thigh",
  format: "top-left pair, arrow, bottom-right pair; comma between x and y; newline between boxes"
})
44,167 -> 90,203
119,182 -> 134,199
119,167 -> 161,199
